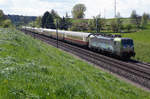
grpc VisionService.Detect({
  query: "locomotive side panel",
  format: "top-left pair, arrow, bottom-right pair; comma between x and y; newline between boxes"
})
89,36 -> 114,53
113,38 -> 121,56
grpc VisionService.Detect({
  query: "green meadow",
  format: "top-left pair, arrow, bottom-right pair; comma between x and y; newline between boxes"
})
0,28 -> 150,98
120,24 -> 150,63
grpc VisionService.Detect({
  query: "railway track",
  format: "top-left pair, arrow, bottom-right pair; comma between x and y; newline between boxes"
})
21,29 -> 150,90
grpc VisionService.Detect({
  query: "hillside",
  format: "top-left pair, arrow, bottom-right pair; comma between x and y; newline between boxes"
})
0,28 -> 150,98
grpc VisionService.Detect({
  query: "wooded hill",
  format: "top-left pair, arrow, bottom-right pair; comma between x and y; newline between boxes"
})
7,15 -> 37,26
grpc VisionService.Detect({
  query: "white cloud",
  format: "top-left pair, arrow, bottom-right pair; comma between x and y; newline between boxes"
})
1,0 -> 150,18
3,0 -> 75,17
76,0 -> 150,18
0,0 -> 10,5
116,0 -> 150,17
0,0 -> 12,7
76,0 -> 114,18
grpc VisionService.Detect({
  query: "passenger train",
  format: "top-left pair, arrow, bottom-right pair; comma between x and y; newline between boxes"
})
22,26 -> 135,59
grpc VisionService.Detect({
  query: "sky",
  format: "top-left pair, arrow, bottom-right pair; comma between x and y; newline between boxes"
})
0,0 -> 149,18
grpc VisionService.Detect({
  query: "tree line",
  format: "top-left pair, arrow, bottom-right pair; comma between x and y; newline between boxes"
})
8,15 -> 36,27
30,10 -> 71,30
30,4 -> 150,33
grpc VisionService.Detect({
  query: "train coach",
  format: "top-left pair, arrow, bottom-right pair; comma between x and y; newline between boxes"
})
22,26 -> 135,59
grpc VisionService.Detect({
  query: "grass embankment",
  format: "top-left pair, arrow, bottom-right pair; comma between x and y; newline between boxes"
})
0,28 -> 150,98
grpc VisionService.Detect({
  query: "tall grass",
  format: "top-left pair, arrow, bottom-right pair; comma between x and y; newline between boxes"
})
0,28 -> 149,98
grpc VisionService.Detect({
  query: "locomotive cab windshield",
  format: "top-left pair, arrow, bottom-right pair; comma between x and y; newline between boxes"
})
121,39 -> 134,47
121,38 -> 135,58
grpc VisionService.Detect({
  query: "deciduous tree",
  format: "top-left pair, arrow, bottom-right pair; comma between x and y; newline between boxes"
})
3,19 -> 12,28
88,14 -> 105,33
125,24 -> 132,33
116,12 -> 123,32
72,4 -> 86,19
51,9 -> 60,19
0,10 -> 4,25
35,16 -> 42,27
110,20 -> 118,33
130,10 -> 141,29
45,13 -> 55,29
94,14 -> 105,33
42,11 -> 56,29
42,11 -> 49,28
141,13 -> 149,29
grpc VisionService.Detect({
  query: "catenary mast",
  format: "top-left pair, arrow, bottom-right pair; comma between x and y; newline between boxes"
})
114,0 -> 116,17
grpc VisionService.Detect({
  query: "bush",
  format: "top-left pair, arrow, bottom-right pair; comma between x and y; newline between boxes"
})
110,20 -> 118,33
3,19 -> 12,28
70,22 -> 88,32
124,24 -> 133,32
